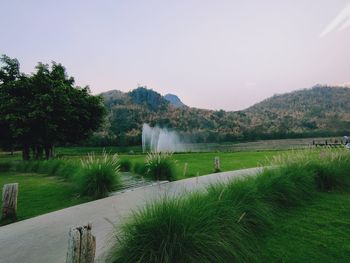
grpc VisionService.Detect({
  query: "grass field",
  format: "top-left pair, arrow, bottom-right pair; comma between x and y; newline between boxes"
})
0,149 -> 285,223
105,151 -> 282,178
257,192 -> 350,262
107,150 -> 350,262
0,172 -> 91,225
1,147 -> 349,262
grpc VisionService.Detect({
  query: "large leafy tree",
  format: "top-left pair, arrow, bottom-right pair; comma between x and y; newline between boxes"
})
0,55 -> 106,160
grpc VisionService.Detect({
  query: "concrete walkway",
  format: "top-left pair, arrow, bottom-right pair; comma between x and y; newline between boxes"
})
0,167 -> 262,263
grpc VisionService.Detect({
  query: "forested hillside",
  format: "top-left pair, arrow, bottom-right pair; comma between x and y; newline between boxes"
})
91,85 -> 350,146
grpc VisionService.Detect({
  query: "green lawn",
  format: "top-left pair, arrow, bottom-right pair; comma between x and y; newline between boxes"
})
119,151 -> 284,178
171,151 -> 280,177
56,150 -> 286,177
257,192 -> 350,262
0,150 -> 286,224
0,172 -> 91,225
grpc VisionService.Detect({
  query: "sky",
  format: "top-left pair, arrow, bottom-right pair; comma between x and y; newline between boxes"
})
1,0 -> 350,111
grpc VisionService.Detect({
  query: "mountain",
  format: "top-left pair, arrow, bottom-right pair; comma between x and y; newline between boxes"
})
95,85 -> 350,146
245,85 -> 350,134
164,94 -> 186,108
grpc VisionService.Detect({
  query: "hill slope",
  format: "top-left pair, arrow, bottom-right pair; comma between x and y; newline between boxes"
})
164,94 -> 186,107
246,85 -> 350,134
95,85 -> 350,145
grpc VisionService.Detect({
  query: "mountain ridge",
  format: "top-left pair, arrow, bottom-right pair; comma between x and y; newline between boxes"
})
96,85 -> 350,145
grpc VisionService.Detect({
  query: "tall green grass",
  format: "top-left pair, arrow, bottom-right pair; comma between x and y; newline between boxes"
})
76,152 -> 121,198
145,152 -> 178,181
15,159 -> 81,179
119,159 -> 132,172
107,150 -> 350,262
0,151 -> 123,198
132,161 -> 147,176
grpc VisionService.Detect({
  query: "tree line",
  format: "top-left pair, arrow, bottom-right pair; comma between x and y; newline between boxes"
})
0,55 -> 105,160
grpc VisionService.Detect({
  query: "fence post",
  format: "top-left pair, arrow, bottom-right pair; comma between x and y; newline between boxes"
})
2,183 -> 18,221
66,223 -> 96,263
214,157 -> 221,172
183,163 -> 188,177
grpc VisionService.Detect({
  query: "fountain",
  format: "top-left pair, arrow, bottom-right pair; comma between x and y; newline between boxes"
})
142,123 -> 186,152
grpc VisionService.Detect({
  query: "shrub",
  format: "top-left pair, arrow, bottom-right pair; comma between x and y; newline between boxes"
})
0,161 -> 12,172
119,159 -> 132,172
76,152 -> 121,198
132,161 -> 147,176
54,161 -> 80,179
11,159 -> 79,179
311,152 -> 350,191
145,152 -> 177,181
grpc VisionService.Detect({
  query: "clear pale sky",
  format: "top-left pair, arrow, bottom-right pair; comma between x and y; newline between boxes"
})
1,0 -> 350,110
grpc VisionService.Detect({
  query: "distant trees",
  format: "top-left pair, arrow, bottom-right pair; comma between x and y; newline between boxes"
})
129,87 -> 169,111
0,55 -> 106,160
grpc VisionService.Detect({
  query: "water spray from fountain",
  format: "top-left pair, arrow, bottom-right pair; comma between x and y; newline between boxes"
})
142,123 -> 186,152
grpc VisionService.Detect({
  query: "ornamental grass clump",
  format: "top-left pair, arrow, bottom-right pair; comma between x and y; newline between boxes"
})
107,149 -> 350,262
119,159 -> 132,172
77,151 -> 121,198
132,161 -> 147,176
10,159 -> 80,179
145,152 -> 177,181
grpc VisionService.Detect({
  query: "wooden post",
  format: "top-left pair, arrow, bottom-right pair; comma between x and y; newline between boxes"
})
2,183 -> 18,220
66,223 -> 96,263
66,228 -> 81,263
183,163 -> 188,178
214,157 -> 221,172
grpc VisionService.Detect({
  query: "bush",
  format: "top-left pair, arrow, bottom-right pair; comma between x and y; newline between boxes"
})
311,152 -> 350,191
133,161 -> 147,176
108,150 -> 350,262
119,159 -> 132,172
11,159 -> 79,179
2,151 -> 124,199
76,152 -> 121,198
145,152 -> 177,181
0,161 -> 12,172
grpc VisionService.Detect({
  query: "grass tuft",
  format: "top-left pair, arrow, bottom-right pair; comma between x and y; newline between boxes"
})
132,161 -> 147,175
76,151 -> 121,198
119,159 -> 132,172
108,149 -> 350,262
145,152 -> 178,181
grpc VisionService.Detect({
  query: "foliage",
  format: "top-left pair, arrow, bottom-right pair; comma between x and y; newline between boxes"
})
119,159 -> 132,172
0,54 -> 106,160
0,162 -> 12,172
76,152 -> 121,198
8,159 -> 80,179
145,152 -> 177,181
128,87 -> 169,112
107,150 -> 350,262
0,150 -> 126,198
132,161 -> 147,175
97,85 -> 350,146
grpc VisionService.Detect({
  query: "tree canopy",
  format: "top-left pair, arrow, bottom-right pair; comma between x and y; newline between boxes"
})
0,55 -> 106,159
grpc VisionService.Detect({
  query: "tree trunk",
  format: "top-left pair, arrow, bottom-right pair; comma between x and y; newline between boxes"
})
1,183 -> 18,221
34,145 -> 43,160
44,144 -> 54,160
22,145 -> 30,161
52,145 -> 55,158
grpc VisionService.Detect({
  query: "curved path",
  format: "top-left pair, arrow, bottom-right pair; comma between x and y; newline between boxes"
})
0,167 -> 262,263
